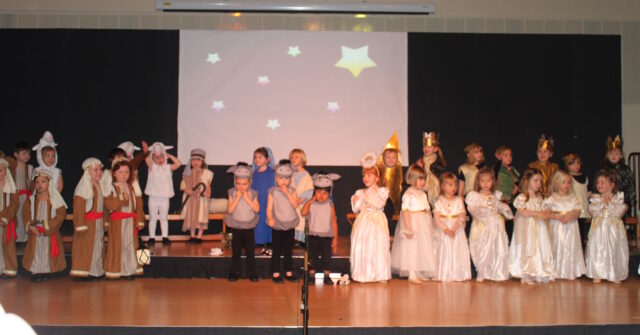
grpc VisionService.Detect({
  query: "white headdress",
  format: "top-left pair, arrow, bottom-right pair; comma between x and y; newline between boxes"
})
149,142 -> 174,166
0,158 -> 17,194
118,141 -> 141,159
74,158 -> 103,201
32,167 -> 67,209
32,131 -> 58,168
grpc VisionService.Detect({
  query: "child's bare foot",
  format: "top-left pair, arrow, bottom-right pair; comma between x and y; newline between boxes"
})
408,278 -> 422,284
476,277 -> 484,282
379,280 -> 388,284
593,278 -> 601,284
612,280 -> 621,284
420,278 -> 431,282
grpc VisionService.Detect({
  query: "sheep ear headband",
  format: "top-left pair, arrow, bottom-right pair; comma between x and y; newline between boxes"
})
273,164 -> 294,178
227,164 -> 253,179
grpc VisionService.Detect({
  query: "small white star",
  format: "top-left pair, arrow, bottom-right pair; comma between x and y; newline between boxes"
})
211,100 -> 225,112
334,45 -> 376,77
206,53 -> 220,64
266,119 -> 280,130
287,46 -> 301,58
327,102 -> 340,113
257,76 -> 270,86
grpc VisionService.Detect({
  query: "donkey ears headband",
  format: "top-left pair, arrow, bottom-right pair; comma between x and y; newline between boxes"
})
273,164 -> 294,178
227,164 -> 253,178
312,173 -> 341,188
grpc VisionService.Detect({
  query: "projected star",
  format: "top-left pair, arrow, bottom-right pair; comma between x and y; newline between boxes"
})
257,76 -> 270,86
334,45 -> 376,78
206,53 -> 220,65
211,100 -> 225,112
288,46 -> 301,58
266,119 -> 280,130
326,101 -> 340,113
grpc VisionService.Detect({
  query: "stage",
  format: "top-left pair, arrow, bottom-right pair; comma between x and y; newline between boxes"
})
1,238 -> 639,335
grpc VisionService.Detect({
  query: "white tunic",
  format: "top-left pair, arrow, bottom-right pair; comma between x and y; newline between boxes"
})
543,193 -> 585,279
433,196 -> 471,281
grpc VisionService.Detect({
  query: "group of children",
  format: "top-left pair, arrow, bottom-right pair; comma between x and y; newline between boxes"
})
349,132 -> 634,285
0,130 -> 636,286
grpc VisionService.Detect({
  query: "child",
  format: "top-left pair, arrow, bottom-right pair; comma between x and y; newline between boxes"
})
117,141 -> 149,199
376,132 -> 403,216
585,169 -> 629,284
390,164 -> 436,283
144,142 -> 181,245
104,158 -> 146,280
32,131 -> 63,193
180,149 -> 213,243
563,153 -> 590,246
466,167 -> 513,282
543,170 -> 585,280
416,132 -> 446,206
493,146 -> 520,203
5,142 -> 33,243
226,163 -> 260,282
458,142 -> 486,196
289,149 -> 314,244
601,135 -> 636,216
71,158 -> 107,280
433,172 -> 471,282
508,169 -> 555,284
251,147 -> 275,250
301,172 -> 341,285
350,152 -> 391,283
528,134 -> 558,197
21,168 -> 67,282
0,158 -> 19,277
267,162 -> 300,283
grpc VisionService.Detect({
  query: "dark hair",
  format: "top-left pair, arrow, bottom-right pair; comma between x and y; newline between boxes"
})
519,168 -> 542,201
254,147 -> 269,159
594,169 -> 619,193
279,159 -> 291,165
14,142 -> 30,153
474,166 -> 496,193
236,161 -> 249,166
111,159 -> 135,184
108,148 -> 127,162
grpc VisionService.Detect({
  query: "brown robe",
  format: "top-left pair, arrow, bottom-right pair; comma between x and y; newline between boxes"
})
70,185 -> 107,277
21,198 -> 67,273
0,192 -> 19,276
104,183 -> 145,278
5,156 -> 33,191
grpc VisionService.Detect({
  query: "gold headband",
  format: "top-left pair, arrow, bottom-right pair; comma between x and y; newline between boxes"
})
537,134 -> 553,151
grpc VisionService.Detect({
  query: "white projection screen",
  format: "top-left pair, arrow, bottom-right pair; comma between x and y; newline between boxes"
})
178,30 -> 408,166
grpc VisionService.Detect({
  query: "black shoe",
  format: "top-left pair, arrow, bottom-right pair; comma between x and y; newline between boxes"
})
195,238 -> 203,244
89,276 -> 103,282
285,274 -> 299,282
228,273 -> 240,282
249,274 -> 259,282
162,238 -> 171,245
147,239 -> 155,246
272,276 -> 284,284
30,274 -> 43,282
123,275 -> 135,281
323,277 -> 334,286
187,237 -> 196,244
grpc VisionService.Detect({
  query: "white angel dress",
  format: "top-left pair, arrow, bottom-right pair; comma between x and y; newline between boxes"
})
543,193 -> 585,280
585,192 -> 628,282
466,191 -> 513,281
350,186 -> 391,282
433,196 -> 471,281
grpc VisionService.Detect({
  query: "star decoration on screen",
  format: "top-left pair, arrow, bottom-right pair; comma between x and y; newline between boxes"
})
257,76 -> 271,86
211,100 -> 225,112
266,119 -> 280,130
326,101 -> 340,113
334,45 -> 376,77
287,46 -> 301,58
206,53 -> 221,65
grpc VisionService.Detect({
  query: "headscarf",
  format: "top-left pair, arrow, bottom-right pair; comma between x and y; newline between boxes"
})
32,167 -> 67,209
74,158 -> 103,200
0,158 -> 17,194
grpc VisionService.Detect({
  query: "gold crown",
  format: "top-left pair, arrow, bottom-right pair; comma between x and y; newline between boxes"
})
537,134 -> 553,151
606,135 -> 622,151
423,132 -> 439,147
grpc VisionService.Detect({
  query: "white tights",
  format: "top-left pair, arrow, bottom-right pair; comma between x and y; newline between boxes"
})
148,197 -> 170,238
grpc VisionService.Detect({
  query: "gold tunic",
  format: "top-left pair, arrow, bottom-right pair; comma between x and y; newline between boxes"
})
528,161 -> 558,197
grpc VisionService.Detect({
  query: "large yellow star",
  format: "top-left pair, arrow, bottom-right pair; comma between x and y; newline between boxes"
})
334,45 -> 376,78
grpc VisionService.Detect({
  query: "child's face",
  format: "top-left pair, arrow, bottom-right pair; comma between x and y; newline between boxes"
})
253,152 -> 269,168
442,179 -> 457,197
35,175 -> 49,193
362,172 -> 379,188
567,160 -> 581,174
14,150 -> 30,163
557,175 -> 571,195
596,176 -> 615,195
470,148 -> 484,164
383,150 -> 398,167
527,174 -> 542,193
290,152 -> 304,167
89,165 -> 103,183
152,153 -> 166,165
500,149 -> 513,166
423,145 -> 438,156
42,150 -> 57,167
235,177 -> 250,192
276,176 -> 291,188
191,158 -> 203,169
478,173 -> 493,192
0,166 -> 6,180
315,189 -> 330,202
536,148 -> 552,162
415,176 -> 426,189
114,166 -> 130,183
607,149 -> 623,164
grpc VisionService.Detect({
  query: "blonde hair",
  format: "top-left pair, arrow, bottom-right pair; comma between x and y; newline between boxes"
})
495,145 -> 511,156
464,143 -> 483,165
438,172 -> 458,195
289,148 -> 307,166
474,167 -> 496,193
405,164 -> 426,186
549,170 -> 573,195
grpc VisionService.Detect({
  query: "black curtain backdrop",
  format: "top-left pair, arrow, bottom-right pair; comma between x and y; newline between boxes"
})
0,30 -> 620,236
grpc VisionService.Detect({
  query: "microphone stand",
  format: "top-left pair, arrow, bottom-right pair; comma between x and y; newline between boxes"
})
301,223 -> 310,335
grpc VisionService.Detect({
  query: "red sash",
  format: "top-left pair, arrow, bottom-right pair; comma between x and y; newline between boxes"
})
85,211 -> 104,221
109,212 -> 139,235
18,189 -> 32,197
35,226 -> 60,257
6,220 -> 17,243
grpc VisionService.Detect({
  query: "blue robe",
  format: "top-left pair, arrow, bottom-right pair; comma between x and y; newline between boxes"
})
252,167 -> 274,244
